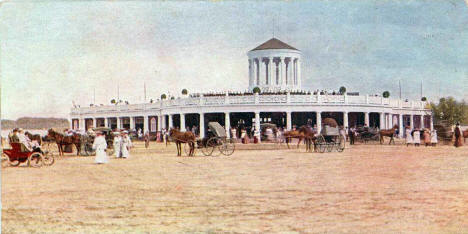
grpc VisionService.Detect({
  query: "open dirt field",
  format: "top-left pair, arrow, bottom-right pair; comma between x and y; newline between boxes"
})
2,141 -> 468,233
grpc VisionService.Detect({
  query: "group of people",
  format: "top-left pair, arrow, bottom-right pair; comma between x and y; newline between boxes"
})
7,128 -> 43,153
92,129 -> 133,164
404,126 -> 438,146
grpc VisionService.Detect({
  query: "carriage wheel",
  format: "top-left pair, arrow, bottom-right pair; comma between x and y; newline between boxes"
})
106,147 -> 114,156
2,153 -> 10,168
42,152 -> 55,166
317,136 -> 326,153
84,143 -> 95,156
28,153 -> 43,168
337,135 -> 345,152
201,138 -> 215,156
219,138 -> 235,156
207,138 -> 221,157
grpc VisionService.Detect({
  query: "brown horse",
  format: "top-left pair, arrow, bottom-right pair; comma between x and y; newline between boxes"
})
463,129 -> 468,143
25,131 -> 42,145
379,125 -> 399,145
47,129 -> 82,156
169,128 -> 195,156
283,130 -> 304,149
298,126 -> 317,152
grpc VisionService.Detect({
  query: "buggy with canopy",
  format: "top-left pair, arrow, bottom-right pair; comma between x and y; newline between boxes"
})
194,122 -> 235,156
314,118 -> 345,153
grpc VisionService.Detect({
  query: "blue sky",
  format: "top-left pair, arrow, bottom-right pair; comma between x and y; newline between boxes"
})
1,0 -> 467,119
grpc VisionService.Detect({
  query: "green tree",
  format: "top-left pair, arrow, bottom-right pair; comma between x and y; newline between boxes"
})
382,91 -> 390,98
182,89 -> 188,95
339,86 -> 346,95
161,94 -> 167,100
421,97 -> 427,101
430,97 -> 467,125
110,99 -> 116,104
253,87 -> 261,94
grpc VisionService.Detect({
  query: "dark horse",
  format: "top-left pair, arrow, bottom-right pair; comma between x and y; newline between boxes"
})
47,129 -> 82,156
298,126 -> 317,152
169,128 -> 195,156
25,131 -> 42,145
379,125 -> 399,145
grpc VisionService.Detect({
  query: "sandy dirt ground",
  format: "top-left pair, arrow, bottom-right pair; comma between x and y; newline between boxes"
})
2,140 -> 468,233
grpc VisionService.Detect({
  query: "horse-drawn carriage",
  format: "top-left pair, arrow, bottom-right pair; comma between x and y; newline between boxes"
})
315,125 -> 345,153
355,126 -> 380,143
82,127 -> 115,156
2,142 -> 54,168
194,122 -> 235,156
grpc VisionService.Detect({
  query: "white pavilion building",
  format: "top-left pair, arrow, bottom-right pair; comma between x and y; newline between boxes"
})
70,38 -> 432,138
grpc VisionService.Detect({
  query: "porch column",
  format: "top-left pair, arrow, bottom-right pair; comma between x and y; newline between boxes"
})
129,117 -> 135,130
143,115 -> 149,133
104,118 -> 109,128
157,115 -> 162,131
409,114 -> 414,129
343,111 -> 349,129
316,111 -> 322,134
180,113 -> 186,132
255,112 -> 261,133
199,113 -> 205,139
168,114 -> 173,129
379,112 -> 385,129
225,112 -> 231,138
420,115 -> 424,129
92,117 -> 97,128
116,117 -> 121,130
430,116 -> 434,131
364,112 -> 369,127
286,111 -> 292,130
399,114 -> 404,138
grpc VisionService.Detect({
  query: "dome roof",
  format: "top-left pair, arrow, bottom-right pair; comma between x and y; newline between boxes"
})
250,38 -> 299,51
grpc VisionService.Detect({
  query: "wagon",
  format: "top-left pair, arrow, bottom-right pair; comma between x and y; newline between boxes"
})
82,127 -> 115,156
193,122 -> 235,156
315,125 -> 345,153
355,126 -> 380,143
2,143 -> 54,168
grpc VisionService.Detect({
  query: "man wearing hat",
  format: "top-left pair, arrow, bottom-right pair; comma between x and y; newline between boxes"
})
454,122 -> 463,148
121,130 -> 132,158
92,131 -> 108,164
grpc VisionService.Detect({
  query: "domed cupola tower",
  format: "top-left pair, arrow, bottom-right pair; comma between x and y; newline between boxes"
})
248,38 -> 302,92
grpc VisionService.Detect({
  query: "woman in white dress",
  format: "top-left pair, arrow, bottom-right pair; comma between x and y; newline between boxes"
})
113,132 -> 122,158
93,132 -> 108,164
430,130 -> 438,146
413,129 -> 421,146
121,131 -> 133,158
405,126 -> 413,147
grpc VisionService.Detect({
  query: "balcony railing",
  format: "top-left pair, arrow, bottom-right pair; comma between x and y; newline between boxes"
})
71,93 -> 428,115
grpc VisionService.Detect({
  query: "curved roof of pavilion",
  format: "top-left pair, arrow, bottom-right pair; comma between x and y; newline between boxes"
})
250,38 -> 299,51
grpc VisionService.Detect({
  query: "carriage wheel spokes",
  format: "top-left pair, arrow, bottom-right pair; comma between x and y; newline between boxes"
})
317,136 -> 326,153
201,138 -> 216,156
208,138 -> 221,157
42,152 -> 55,166
28,153 -> 43,168
219,138 -> 235,156
2,153 -> 10,168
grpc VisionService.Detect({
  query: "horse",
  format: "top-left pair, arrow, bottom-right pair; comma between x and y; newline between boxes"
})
298,125 -> 317,152
169,128 -> 195,156
25,131 -> 42,145
463,129 -> 468,143
47,129 -> 82,156
379,125 -> 399,145
283,130 -> 304,149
